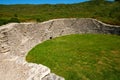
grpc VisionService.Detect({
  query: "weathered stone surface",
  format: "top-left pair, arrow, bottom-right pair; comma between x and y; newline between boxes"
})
0,18 -> 120,80
42,73 -> 65,80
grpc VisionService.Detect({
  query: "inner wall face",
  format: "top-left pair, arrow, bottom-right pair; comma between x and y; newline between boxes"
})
0,18 -> 120,80
8,19 -> 120,56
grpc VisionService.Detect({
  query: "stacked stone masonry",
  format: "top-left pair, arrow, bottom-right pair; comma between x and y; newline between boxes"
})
0,18 -> 120,80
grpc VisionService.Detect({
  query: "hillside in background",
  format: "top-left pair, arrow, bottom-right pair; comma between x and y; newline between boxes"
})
0,1 -> 120,26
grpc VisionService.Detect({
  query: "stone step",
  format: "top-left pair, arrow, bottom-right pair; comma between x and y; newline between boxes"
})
0,45 -> 10,53
42,73 -> 65,80
26,63 -> 50,80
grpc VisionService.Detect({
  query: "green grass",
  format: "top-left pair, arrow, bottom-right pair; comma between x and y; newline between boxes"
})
26,34 -> 120,80
0,1 -> 120,26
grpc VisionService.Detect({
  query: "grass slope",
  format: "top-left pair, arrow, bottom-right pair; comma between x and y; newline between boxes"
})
0,1 -> 120,26
26,34 -> 120,80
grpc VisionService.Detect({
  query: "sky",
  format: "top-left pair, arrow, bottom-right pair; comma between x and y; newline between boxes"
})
0,0 -> 114,4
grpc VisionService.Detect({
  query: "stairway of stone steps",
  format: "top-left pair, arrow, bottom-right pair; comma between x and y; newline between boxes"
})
0,24 -> 64,80
0,31 -> 9,53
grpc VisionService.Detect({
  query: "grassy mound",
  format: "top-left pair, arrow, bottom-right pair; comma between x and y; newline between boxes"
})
26,34 -> 120,80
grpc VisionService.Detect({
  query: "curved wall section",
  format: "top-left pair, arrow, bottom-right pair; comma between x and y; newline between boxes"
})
0,18 -> 120,80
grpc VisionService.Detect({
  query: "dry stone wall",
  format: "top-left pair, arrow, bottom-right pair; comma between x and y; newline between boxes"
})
0,18 -> 120,80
